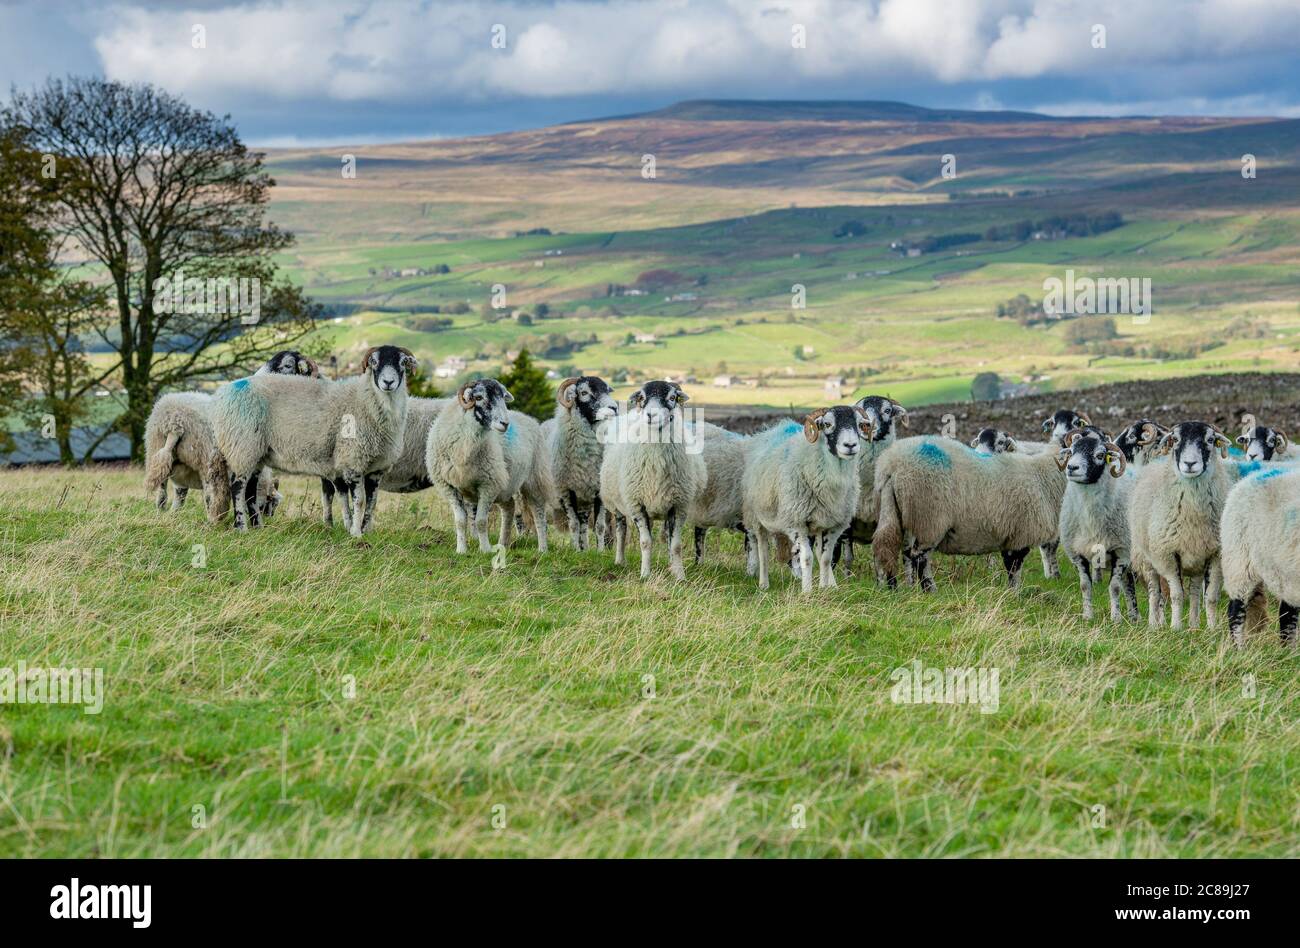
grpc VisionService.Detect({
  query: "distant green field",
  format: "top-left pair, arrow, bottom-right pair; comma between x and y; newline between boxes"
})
278,199 -> 1300,407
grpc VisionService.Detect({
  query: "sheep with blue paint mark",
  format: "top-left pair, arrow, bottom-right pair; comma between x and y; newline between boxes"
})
213,345 -> 416,535
743,407 -> 867,593
872,435 -> 1066,590
1221,465 -> 1300,647
425,379 -> 554,554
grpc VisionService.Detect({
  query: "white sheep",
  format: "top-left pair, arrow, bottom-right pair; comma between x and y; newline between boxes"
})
687,428 -> 750,567
541,376 -> 618,551
1221,465 -> 1300,647
1057,427 -> 1139,621
838,395 -> 907,570
1236,423 -> 1289,462
425,379 -> 553,554
143,350 -> 318,523
599,380 -> 706,581
213,345 -> 416,535
1113,419 -> 1170,470
743,408 -> 866,593
318,395 -> 450,527
1128,421 -> 1235,630
872,436 -> 1065,590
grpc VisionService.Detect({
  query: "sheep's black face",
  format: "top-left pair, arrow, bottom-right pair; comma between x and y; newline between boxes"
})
573,377 -> 617,426
463,378 -> 513,432
811,406 -> 862,460
1114,419 -> 1164,463
263,350 -> 317,377
1063,433 -> 1109,484
1161,421 -> 1228,478
1237,424 -> 1286,461
971,427 -> 1015,454
367,345 -> 417,393
1042,409 -> 1087,444
855,395 -> 906,442
629,380 -> 688,430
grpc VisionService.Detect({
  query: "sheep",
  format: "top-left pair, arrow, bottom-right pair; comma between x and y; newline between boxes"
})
541,375 -> 618,551
599,380 -> 707,581
837,395 -> 907,570
1057,427 -> 1140,621
143,350 -> 318,523
425,379 -> 553,554
872,436 -> 1066,591
1113,419 -> 1170,469
970,427 -> 1020,454
1237,424 -> 1289,462
213,345 -> 416,536
318,396 -> 450,527
687,430 -> 750,567
1128,421 -> 1235,630
743,407 -> 867,593
1221,465 -> 1300,647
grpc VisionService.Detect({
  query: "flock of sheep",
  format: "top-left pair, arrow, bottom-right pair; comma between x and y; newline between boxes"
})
142,346 -> 1299,647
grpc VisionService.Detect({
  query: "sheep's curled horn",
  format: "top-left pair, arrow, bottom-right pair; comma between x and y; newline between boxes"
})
457,381 -> 476,409
1276,430 -> 1290,454
1076,411 -> 1092,427
556,377 -> 580,408
855,406 -> 875,438
1104,440 -> 1126,478
299,356 -> 321,378
803,408 -> 829,443
1138,422 -> 1159,446
890,399 -> 910,428
359,346 -> 380,373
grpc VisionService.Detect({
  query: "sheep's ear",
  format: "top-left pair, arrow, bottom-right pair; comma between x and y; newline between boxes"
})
360,346 -> 380,374
398,349 -> 418,373
674,387 -> 690,403
1041,419 -> 1052,433
890,400 -> 909,428
502,387 -> 515,403
1155,431 -> 1178,456
1055,448 -> 1069,472
1212,431 -> 1231,459
1004,437 -> 1017,452
627,391 -> 645,413
854,406 -> 874,438
1076,411 -> 1091,427
299,357 -> 321,378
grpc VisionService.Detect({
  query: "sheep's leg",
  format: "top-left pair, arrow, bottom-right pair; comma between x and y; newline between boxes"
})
532,499 -> 549,553
1120,562 -> 1139,621
634,507 -> 654,580
320,478 -> 335,527
244,478 -> 262,528
1187,575 -> 1202,630
755,526 -> 771,590
1204,560 -> 1222,629
818,533 -> 838,589
171,486 -> 188,511
155,482 -> 169,510
334,476 -> 354,533
1167,569 -> 1185,631
360,473 -> 381,533
474,493 -> 494,553
446,492 -> 468,553
1002,548 -> 1029,590
613,513 -> 627,565
796,531 -> 814,594
594,501 -> 608,552
693,526 -> 706,564
1245,588 -> 1269,636
1074,555 -> 1094,620
1280,601 -> 1298,647
743,528 -> 758,576
1227,596 -> 1249,648
230,474 -> 250,531
667,508 -> 686,581
560,493 -> 581,549
345,478 -> 365,538
499,497 -> 516,549
1039,541 -> 1060,579
1146,572 -> 1162,628
840,535 -> 854,570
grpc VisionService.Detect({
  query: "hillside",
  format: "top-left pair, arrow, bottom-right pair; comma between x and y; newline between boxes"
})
263,99 -> 1300,408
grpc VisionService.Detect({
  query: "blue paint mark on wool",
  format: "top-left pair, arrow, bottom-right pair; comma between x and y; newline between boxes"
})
1255,467 -> 1285,481
505,423 -> 518,445
1234,460 -> 1262,478
917,442 -> 951,469
231,378 -> 249,391
778,420 -> 801,437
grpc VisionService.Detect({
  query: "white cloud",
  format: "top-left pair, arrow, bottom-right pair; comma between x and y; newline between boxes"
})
80,0 -> 1300,109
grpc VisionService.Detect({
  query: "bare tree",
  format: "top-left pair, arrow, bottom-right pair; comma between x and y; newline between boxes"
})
3,77 -> 319,459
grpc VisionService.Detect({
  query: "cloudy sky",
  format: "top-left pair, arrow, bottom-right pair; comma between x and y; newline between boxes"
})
3,0 -> 1299,145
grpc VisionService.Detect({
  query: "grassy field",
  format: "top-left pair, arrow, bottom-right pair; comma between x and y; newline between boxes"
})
3,467 -> 1298,857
